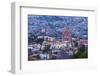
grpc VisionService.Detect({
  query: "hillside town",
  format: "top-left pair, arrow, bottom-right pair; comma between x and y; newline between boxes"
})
28,15 -> 88,60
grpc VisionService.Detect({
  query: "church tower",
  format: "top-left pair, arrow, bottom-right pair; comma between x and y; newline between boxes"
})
62,27 -> 72,42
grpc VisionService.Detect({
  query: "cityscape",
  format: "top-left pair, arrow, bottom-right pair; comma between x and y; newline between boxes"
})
28,15 -> 88,61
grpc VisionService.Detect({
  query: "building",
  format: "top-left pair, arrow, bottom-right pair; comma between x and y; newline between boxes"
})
62,27 -> 72,42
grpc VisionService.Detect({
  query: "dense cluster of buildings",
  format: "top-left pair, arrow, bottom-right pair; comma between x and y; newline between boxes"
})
28,27 -> 88,60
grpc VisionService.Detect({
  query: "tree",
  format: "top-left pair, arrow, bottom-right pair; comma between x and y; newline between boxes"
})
73,45 -> 88,58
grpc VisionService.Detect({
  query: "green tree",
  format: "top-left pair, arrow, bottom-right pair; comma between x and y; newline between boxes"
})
73,45 -> 88,58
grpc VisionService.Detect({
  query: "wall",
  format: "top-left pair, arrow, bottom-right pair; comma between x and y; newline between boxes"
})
0,0 -> 100,76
